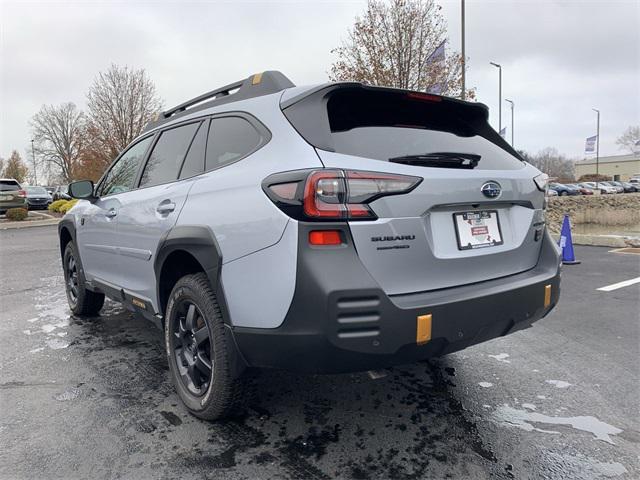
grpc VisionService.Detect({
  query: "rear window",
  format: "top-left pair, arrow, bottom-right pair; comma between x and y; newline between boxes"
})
284,86 -> 524,171
0,180 -> 20,192
26,186 -> 47,194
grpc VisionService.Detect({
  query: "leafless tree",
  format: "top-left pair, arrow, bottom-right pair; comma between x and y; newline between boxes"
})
329,0 -> 473,98
525,147 -> 575,180
30,103 -> 86,183
615,126 -> 640,153
85,64 -> 162,167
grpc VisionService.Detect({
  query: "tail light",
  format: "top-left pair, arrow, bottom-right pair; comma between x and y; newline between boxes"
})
17,189 -> 27,198
263,169 -> 421,221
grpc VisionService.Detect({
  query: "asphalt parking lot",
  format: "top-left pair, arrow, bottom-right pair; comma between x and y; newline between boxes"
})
0,225 -> 638,479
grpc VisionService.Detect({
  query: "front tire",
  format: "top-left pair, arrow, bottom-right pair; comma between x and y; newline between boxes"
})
165,273 -> 243,421
63,242 -> 105,316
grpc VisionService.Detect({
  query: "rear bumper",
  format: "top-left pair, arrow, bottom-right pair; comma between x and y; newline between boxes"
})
0,199 -> 28,212
233,225 -> 561,373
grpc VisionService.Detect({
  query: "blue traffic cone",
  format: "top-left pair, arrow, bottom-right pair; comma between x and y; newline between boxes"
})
558,214 -> 581,265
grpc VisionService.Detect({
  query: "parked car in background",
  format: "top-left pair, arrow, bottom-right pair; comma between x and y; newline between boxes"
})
546,189 -> 558,196
607,181 -> 635,193
52,185 -> 71,201
548,183 -> 580,196
44,186 -> 56,195
0,179 -> 28,214
568,184 -> 594,195
601,181 -> 624,193
579,181 -> 617,194
25,186 -> 52,209
620,181 -> 638,192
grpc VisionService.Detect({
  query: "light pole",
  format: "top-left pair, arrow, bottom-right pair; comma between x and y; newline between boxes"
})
505,99 -> 514,147
461,0 -> 466,101
592,108 -> 600,184
31,139 -> 37,185
490,62 -> 502,132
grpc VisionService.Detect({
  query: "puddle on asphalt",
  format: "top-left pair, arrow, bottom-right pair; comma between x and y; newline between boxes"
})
494,405 -> 623,444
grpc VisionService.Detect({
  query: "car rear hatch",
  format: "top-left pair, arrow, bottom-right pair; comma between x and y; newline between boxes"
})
0,180 -> 24,207
282,84 -> 547,295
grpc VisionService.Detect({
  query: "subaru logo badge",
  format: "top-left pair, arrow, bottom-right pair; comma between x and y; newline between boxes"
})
481,181 -> 501,199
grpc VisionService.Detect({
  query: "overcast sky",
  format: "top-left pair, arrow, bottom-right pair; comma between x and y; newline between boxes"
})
1,0 -> 638,165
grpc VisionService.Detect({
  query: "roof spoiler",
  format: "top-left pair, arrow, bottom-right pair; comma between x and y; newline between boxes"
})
143,71 -> 295,133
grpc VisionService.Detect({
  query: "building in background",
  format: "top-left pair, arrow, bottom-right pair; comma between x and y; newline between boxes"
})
575,153 -> 640,181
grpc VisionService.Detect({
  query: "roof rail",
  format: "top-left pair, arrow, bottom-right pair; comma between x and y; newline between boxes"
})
143,71 -> 295,133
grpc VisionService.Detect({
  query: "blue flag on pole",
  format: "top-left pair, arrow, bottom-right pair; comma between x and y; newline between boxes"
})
426,40 -> 446,95
585,135 -> 597,154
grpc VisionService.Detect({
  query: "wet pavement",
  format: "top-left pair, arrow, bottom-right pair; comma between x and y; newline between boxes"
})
1,225 -> 638,479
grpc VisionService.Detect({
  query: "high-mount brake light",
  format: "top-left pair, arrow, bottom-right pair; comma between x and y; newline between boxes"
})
406,92 -> 442,103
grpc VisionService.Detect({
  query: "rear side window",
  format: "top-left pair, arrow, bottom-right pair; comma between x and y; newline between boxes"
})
100,136 -> 152,196
284,87 -> 524,171
140,122 -> 200,188
179,121 -> 208,179
205,116 -> 262,171
0,180 -> 20,192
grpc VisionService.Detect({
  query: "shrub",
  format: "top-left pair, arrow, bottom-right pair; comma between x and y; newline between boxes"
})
48,200 -> 68,212
5,208 -> 28,221
58,199 -> 78,214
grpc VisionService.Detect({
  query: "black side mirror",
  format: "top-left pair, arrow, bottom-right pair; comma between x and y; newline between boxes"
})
68,180 -> 96,201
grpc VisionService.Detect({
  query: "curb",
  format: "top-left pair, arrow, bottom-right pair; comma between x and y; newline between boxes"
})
0,218 -> 61,230
551,232 -> 636,248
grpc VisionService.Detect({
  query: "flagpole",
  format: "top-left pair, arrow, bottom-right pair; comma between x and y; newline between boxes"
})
592,108 -> 600,180
461,0 -> 466,100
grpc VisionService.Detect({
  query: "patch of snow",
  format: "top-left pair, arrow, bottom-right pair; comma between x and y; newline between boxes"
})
478,382 -> 494,388
546,380 -> 572,389
488,353 -> 511,363
536,395 -> 546,400
522,403 -> 537,410
29,347 -> 45,353
46,338 -> 69,350
494,405 -> 622,444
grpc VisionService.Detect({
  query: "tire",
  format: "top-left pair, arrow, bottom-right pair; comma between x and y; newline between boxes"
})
165,273 -> 243,421
560,191 -> 568,196
63,242 -> 105,316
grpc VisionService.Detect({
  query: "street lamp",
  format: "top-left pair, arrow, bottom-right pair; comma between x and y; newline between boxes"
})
490,62 -> 502,132
592,108 -> 600,183
505,99 -> 514,147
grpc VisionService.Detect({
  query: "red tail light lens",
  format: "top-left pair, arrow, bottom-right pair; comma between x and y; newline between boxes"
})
303,170 -> 421,220
263,169 -> 422,221
17,189 -> 27,198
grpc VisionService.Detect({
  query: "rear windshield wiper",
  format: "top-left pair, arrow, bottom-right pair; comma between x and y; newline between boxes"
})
388,152 -> 481,169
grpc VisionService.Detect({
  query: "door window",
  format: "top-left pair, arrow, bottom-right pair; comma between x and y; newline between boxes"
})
99,136 -> 152,196
205,116 -> 263,171
179,121 -> 208,179
140,122 -> 200,188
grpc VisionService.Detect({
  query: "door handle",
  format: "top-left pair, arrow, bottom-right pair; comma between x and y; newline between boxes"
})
156,201 -> 176,214
105,208 -> 117,218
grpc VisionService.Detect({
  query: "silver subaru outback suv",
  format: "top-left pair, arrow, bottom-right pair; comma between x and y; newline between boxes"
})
59,71 -> 560,420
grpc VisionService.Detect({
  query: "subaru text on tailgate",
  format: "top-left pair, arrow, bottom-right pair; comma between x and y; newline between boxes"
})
59,71 -> 561,420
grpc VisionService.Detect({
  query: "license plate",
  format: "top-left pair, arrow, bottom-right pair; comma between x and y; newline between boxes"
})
453,210 -> 503,250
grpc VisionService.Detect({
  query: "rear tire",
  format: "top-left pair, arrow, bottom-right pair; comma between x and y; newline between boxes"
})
165,273 -> 243,421
63,242 -> 105,316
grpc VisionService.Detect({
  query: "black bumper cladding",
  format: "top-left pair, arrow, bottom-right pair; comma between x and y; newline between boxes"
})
233,224 -> 561,373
